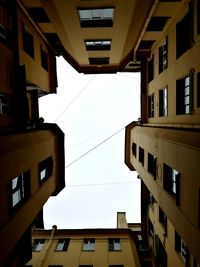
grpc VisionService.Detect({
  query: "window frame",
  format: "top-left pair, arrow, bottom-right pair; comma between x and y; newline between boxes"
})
82,239 -> 95,251
163,163 -> 180,205
32,239 -> 45,252
0,92 -> 10,116
148,94 -> 154,118
159,37 -> 168,73
10,170 -> 30,210
148,153 -> 157,179
139,147 -> 144,166
159,87 -> 168,117
55,239 -> 70,252
85,39 -> 111,51
175,231 -> 190,264
108,238 -> 121,251
176,73 -> 193,115
22,23 -> 34,59
77,8 -> 114,28
39,156 -> 53,183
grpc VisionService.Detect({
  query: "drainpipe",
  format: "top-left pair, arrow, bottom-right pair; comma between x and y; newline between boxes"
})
133,0 -> 160,61
37,225 -> 57,267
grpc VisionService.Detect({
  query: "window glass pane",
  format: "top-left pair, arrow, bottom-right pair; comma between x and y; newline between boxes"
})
184,96 -> 190,105
92,9 -> 101,19
12,177 -> 18,189
40,169 -> 46,180
184,85 -> 190,96
79,10 -> 91,20
103,8 -> 114,19
185,105 -> 190,114
185,76 -> 190,87
12,190 -> 21,207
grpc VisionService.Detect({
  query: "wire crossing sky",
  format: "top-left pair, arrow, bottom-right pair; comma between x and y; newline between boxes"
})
39,57 -> 141,229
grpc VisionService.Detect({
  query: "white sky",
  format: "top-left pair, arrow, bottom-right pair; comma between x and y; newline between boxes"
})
39,57 -> 141,229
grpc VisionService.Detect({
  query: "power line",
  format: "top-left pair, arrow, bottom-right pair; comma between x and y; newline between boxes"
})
55,75 -> 95,122
65,126 -> 125,168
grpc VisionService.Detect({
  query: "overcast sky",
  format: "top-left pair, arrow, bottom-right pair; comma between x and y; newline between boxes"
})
39,57 -> 141,229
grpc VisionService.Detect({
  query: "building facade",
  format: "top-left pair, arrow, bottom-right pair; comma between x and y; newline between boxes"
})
125,0 -> 200,266
0,1 -> 65,266
26,213 -> 142,267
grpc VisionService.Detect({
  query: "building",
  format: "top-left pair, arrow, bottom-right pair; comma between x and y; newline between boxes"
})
26,213 -> 143,267
125,0 -> 200,266
0,1 -> 65,266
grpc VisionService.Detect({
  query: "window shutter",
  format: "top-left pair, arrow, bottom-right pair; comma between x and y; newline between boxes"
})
175,172 -> 180,205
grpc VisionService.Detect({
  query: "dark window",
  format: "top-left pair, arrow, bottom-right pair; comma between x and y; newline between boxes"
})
27,7 -> 50,23
148,153 -> 157,179
146,17 -> 170,31
85,40 -> 111,51
198,188 -> 200,228
40,46 -> 48,71
159,37 -> 168,73
108,238 -> 120,251
176,12 -> 191,59
159,207 -> 167,235
198,0 -> 200,35
0,23 -> 8,46
39,156 -> 53,182
22,23 -> 34,58
197,73 -> 200,107
82,239 -> 95,251
56,239 -> 70,251
155,235 -> 167,267
138,40 -> 155,49
89,57 -> 109,65
10,170 -> 30,210
49,265 -> 63,267
148,219 -> 154,238
175,231 -> 190,264
159,0 -> 181,2
79,266 -> 93,267
149,193 -> 156,205
132,142 -> 137,157
139,147 -> 144,166
176,75 -> 193,115
32,239 -> 45,251
109,266 -> 124,267
0,93 -> 10,116
159,87 -> 168,117
148,94 -> 154,118
78,8 -> 114,27
148,56 -> 154,82
163,163 -> 180,204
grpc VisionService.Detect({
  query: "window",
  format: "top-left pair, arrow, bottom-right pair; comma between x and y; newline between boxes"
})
109,265 -> 124,267
175,231 -> 190,264
78,8 -> 114,27
176,75 -> 193,115
159,207 -> 167,235
0,93 -> 9,116
108,238 -> 120,251
49,265 -> 63,267
40,46 -> 48,71
148,153 -> 157,179
149,193 -> 156,205
148,56 -> 154,82
148,219 -> 154,238
55,239 -> 70,251
10,171 -> 30,209
155,235 -> 167,267
176,12 -> 191,58
163,163 -> 180,204
197,72 -> 200,107
132,142 -> 137,157
32,239 -> 45,251
22,23 -> 34,58
159,37 -> 168,73
85,40 -> 111,51
139,147 -> 144,166
146,17 -> 169,31
82,239 -> 95,251
148,94 -> 154,118
159,87 -> 168,117
89,57 -> 109,65
39,156 -> 53,182
0,23 -> 7,46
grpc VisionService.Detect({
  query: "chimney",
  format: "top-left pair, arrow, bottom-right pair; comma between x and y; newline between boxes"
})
117,212 -> 128,228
